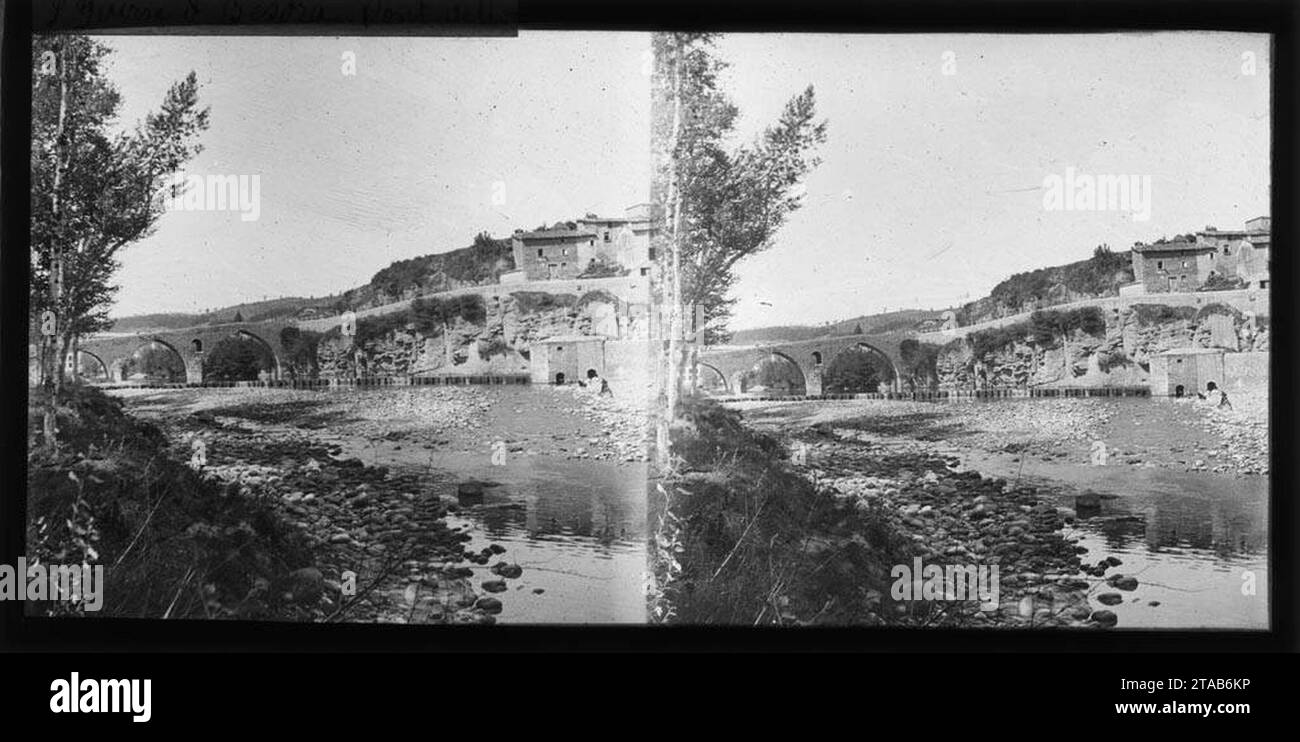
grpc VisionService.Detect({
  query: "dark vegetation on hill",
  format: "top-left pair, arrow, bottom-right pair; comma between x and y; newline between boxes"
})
966,306 -> 1107,361
111,233 -> 514,331
27,385 -> 315,618
350,233 -> 513,310
323,294 -> 490,347
955,245 -> 1133,326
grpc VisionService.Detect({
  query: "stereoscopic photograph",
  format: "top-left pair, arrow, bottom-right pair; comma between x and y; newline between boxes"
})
647,32 -> 1271,630
25,31 -> 656,624
22,27 -> 1272,632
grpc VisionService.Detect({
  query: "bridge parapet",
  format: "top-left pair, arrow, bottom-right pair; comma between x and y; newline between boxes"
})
697,331 -> 917,395
78,319 -> 297,383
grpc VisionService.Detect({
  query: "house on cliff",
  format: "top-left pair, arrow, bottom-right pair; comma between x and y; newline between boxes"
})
1131,239 -> 1218,293
509,204 -> 659,282
1130,216 -> 1271,293
1195,216 -> 1271,289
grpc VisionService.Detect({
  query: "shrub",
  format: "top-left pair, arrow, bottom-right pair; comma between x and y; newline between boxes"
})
510,291 -> 576,315
1194,302 -> 1242,322
1132,304 -> 1196,326
1199,273 -> 1247,292
476,337 -> 510,360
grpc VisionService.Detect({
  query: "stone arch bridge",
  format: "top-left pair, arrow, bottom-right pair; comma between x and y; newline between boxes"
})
696,330 -> 918,395
75,320 -> 300,383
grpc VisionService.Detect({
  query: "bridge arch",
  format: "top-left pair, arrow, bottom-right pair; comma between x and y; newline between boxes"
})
737,350 -> 807,395
112,337 -> 190,383
823,341 -> 901,393
696,362 -> 730,393
231,329 -> 282,380
75,349 -> 110,381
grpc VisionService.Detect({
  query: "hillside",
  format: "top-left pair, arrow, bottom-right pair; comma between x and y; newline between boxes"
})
730,309 -> 945,344
727,246 -> 1134,346
111,233 -> 514,331
109,296 -> 344,332
954,245 -> 1134,326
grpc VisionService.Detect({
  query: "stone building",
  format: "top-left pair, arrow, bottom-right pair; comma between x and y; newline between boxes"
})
1195,216 -> 1271,289
1131,216 -> 1271,293
530,335 -> 607,385
1131,239 -> 1219,293
575,203 -> 657,277
510,227 -> 601,281
509,204 -> 659,282
1149,347 -> 1225,397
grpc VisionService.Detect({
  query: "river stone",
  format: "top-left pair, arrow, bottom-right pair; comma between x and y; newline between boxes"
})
1107,574 -> 1139,591
475,596 -> 503,614
481,579 -> 507,593
1097,592 -> 1123,606
1090,609 -> 1118,627
491,562 -> 523,579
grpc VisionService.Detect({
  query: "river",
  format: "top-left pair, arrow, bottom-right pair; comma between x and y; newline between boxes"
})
732,394 -> 1270,630
116,384 -> 650,624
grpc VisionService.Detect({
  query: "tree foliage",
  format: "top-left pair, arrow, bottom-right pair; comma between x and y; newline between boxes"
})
279,326 -> 323,379
823,348 -> 888,393
204,337 -> 271,381
30,35 -> 208,397
655,33 -> 828,343
119,344 -> 185,382
897,339 -> 940,392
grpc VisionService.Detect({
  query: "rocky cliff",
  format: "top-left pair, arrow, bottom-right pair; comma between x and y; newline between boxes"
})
316,290 -> 624,378
937,303 -> 1269,389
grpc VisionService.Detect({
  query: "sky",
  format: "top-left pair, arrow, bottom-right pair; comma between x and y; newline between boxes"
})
96,32 -> 652,317
712,32 -> 1271,329
91,31 -> 1269,327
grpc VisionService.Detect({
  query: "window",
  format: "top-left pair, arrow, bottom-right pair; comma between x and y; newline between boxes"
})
648,247 -> 657,260
640,267 -> 649,276
537,249 -> 543,258
1182,260 -> 1189,268
1157,260 -> 1163,270
603,231 -> 611,243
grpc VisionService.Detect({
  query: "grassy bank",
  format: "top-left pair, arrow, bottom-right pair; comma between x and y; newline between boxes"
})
26,384 -> 318,619
651,397 -> 916,625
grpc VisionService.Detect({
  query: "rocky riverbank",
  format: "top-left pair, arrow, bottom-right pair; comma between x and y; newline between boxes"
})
113,384 -> 650,623
680,391 -> 1271,628
791,425 -> 1137,628
739,393 -> 1267,477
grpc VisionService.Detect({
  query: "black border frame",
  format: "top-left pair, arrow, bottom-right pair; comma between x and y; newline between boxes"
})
2,0 -> 1296,653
